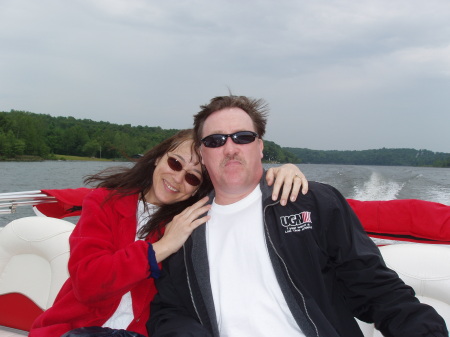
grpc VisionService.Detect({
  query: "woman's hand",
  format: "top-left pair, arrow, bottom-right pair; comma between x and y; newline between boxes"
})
266,164 -> 308,206
152,196 -> 211,262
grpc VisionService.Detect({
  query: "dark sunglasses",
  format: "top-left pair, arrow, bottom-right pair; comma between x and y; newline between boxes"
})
167,156 -> 202,187
201,131 -> 258,148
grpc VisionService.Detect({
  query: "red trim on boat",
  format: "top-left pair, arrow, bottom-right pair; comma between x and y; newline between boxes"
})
0,293 -> 44,331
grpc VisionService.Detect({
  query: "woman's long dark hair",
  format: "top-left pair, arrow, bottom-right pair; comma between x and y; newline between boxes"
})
84,129 -> 213,239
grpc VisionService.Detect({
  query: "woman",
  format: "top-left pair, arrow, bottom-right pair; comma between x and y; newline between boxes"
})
29,129 -> 307,337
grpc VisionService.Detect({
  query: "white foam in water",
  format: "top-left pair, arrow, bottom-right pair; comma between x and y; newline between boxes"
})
351,171 -> 403,201
425,186 -> 450,205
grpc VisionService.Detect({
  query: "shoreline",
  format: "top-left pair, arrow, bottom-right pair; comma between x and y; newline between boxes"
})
0,155 -> 116,162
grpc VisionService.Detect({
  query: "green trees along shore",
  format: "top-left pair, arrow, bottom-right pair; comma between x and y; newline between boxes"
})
1,110 -> 449,167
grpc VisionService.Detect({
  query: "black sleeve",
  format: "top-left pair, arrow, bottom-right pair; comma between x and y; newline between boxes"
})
147,255 -> 213,337
322,184 -> 448,337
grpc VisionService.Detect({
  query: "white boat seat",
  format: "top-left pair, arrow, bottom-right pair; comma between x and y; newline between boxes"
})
357,244 -> 450,336
0,217 -> 74,335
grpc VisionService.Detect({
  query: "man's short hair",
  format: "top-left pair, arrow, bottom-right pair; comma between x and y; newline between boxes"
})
193,95 -> 269,147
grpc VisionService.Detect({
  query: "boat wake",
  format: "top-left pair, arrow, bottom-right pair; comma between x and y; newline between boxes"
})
351,171 -> 404,201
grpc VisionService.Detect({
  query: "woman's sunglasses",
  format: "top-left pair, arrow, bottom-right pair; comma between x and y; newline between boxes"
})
201,131 -> 258,148
167,156 -> 202,187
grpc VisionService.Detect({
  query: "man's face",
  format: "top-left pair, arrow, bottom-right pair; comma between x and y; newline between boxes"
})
200,107 -> 264,205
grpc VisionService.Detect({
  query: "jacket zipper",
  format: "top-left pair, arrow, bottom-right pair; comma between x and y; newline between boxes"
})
183,244 -> 204,326
263,201 -> 320,337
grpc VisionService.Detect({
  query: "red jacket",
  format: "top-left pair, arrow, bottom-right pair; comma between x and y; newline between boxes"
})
30,189 -> 157,337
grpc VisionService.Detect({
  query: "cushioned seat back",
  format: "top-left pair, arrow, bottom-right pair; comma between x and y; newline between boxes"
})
357,244 -> 450,336
0,217 -> 74,331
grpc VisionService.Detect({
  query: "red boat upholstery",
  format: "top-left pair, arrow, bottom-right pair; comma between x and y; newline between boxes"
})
0,217 -> 74,334
348,199 -> 450,244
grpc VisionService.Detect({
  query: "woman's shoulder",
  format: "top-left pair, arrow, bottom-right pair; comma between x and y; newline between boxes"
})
83,187 -> 111,202
89,188 -> 140,200
82,188 -> 140,216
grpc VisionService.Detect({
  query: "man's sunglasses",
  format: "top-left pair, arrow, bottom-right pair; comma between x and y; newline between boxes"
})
201,131 -> 258,148
167,156 -> 202,187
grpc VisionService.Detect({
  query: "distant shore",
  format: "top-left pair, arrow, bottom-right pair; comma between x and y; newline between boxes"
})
0,155 -> 115,162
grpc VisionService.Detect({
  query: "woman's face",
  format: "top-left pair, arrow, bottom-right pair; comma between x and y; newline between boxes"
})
145,140 -> 203,206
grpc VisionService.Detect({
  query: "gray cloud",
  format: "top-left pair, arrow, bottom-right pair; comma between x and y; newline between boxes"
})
1,0 -> 449,152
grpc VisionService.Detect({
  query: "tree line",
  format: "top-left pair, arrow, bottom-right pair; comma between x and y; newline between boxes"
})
1,110 -> 449,167
0,110 -> 179,160
0,110 -> 298,163
284,147 -> 450,167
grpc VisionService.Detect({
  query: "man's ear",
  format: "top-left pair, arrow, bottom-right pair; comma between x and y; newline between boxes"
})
259,139 -> 264,159
200,147 -> 205,165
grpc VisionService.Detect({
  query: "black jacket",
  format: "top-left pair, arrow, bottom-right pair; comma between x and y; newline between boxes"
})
148,174 -> 448,337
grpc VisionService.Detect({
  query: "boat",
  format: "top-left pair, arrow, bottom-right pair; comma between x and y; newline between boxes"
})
1,189 -> 449,336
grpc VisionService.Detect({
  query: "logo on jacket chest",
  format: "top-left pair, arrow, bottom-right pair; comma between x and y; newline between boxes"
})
280,211 -> 312,233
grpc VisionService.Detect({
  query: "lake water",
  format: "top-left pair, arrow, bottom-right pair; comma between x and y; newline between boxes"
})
1,161 -> 449,227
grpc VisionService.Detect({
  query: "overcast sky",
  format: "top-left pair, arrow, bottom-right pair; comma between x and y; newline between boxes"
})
1,0 -> 449,153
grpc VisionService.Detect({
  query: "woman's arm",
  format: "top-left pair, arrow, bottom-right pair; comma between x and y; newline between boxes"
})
266,164 -> 308,206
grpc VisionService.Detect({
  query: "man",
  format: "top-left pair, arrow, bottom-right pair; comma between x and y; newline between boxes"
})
147,95 -> 448,337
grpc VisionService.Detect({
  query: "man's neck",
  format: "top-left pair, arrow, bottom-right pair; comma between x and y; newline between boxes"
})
214,184 -> 260,205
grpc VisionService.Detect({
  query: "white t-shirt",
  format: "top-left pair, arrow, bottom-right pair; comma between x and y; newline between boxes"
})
206,186 -> 305,336
102,200 -> 157,329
